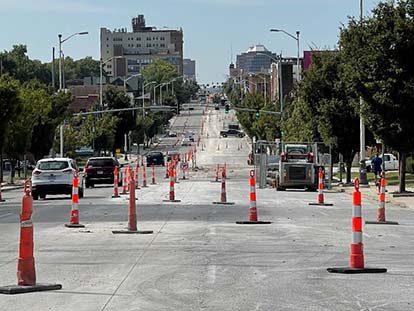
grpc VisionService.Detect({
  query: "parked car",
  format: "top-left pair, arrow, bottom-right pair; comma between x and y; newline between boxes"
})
84,157 -> 121,188
146,151 -> 165,166
181,137 -> 192,146
168,131 -> 177,137
365,153 -> 399,172
31,158 -> 84,200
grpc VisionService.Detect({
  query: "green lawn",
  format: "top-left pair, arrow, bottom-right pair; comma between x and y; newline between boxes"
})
334,171 -> 414,186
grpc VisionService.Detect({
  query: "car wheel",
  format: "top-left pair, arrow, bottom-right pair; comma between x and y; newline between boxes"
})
39,193 -> 46,199
223,134 -> 227,138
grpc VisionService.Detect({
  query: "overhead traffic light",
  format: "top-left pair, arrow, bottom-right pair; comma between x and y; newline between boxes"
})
255,108 -> 260,118
225,104 -> 230,114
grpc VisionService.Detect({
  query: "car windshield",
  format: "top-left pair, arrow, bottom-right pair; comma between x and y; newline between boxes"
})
38,161 -> 69,170
87,159 -> 114,167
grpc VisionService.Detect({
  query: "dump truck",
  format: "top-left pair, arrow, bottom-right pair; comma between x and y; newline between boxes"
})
274,143 -> 318,191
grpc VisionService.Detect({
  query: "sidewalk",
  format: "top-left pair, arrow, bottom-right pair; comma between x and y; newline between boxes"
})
334,181 -> 414,209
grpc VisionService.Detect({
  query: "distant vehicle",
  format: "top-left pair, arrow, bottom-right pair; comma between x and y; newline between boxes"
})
274,144 -> 317,191
31,158 -> 84,200
84,157 -> 121,188
220,128 -> 245,138
168,131 -> 178,137
167,151 -> 181,162
365,153 -> 399,172
75,146 -> 94,157
184,131 -> 195,142
214,105 -> 220,110
181,137 -> 192,146
146,151 -> 165,166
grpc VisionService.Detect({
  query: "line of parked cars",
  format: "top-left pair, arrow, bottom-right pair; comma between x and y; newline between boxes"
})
30,150 -> 178,200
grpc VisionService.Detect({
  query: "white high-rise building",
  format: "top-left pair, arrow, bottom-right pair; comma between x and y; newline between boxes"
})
100,15 -> 183,77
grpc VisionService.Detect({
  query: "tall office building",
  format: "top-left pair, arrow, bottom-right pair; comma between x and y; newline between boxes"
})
100,14 -> 184,77
183,58 -> 196,80
236,44 -> 277,74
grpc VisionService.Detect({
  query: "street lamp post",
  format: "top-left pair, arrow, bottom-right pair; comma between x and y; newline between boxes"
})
143,81 -> 156,117
58,31 -> 88,91
270,29 -> 300,82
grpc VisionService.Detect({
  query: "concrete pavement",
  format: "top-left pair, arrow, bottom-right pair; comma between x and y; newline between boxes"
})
0,106 -> 414,310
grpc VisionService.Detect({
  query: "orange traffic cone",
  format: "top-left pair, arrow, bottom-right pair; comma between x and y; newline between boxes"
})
112,178 -> 153,235
121,168 -> 128,195
112,167 -> 120,198
65,173 -> 85,228
163,162 -> 181,203
366,172 -> 398,225
327,178 -> 387,274
0,180 -> 62,294
309,167 -> 333,206
236,170 -> 271,225
213,168 -> 234,205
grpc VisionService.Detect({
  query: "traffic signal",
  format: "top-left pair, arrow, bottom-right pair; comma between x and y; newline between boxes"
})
225,104 -> 230,114
255,108 -> 260,118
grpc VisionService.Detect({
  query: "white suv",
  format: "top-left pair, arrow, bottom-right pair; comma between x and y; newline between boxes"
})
31,158 -> 84,200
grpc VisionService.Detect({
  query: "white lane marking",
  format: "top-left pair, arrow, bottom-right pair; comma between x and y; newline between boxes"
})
0,213 -> 12,219
207,265 -> 216,285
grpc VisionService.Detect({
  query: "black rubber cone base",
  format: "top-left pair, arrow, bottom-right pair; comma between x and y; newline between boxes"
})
163,199 -> 181,203
120,192 -> 129,195
327,267 -> 387,274
236,221 -> 272,225
112,195 -> 121,198
213,202 -> 235,205
365,220 -> 399,225
0,199 -> 5,202
112,230 -> 153,234
65,223 -> 85,228
0,283 -> 62,295
151,183 -> 157,185
309,203 -> 334,206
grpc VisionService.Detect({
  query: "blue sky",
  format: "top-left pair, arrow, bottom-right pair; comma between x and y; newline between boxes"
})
0,0 -> 379,84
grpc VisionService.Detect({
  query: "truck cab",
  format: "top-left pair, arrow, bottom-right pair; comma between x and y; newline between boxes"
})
275,144 -> 317,191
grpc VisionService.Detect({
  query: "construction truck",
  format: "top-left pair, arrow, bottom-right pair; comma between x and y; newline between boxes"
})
274,143 -> 318,191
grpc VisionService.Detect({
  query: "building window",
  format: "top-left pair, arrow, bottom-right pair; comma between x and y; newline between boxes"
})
147,43 -> 151,47
160,44 -> 165,47
136,44 -> 141,47
146,37 -> 151,41
137,37 -> 141,41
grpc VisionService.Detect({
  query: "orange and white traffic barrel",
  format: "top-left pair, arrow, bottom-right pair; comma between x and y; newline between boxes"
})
163,163 -> 181,203
65,172 -> 85,228
236,170 -> 271,224
142,164 -> 148,187
151,164 -> 156,185
327,178 -> 387,274
121,168 -> 128,195
213,168 -> 234,205
112,167 -> 120,198
366,172 -> 398,225
309,167 -> 333,206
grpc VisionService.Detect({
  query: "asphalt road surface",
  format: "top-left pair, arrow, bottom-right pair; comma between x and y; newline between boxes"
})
1,106 -> 414,310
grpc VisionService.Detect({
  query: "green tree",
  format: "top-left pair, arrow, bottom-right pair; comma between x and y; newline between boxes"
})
340,0 -> 414,191
103,86 -> 135,154
79,114 -> 118,154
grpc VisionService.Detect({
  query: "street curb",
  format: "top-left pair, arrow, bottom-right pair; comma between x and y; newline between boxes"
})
1,186 -> 23,192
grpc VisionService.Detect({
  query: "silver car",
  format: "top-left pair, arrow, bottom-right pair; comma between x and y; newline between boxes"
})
31,158 -> 84,200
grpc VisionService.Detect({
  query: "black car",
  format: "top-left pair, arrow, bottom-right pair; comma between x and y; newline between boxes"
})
146,152 -> 165,166
84,157 -> 121,188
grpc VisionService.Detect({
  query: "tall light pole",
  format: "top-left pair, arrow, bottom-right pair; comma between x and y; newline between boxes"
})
58,31 -> 88,91
100,56 -> 122,108
270,29 -> 300,82
143,81 -> 156,117
359,0 -> 368,185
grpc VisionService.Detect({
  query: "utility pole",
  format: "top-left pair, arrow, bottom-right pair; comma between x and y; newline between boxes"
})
359,0 -> 368,186
52,47 -> 55,90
